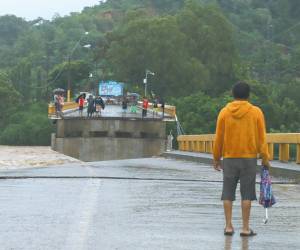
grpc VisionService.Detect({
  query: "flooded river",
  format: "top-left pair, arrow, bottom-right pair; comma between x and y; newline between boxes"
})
0,146 -> 80,170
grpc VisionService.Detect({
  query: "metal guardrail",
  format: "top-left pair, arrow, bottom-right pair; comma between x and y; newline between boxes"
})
177,133 -> 300,164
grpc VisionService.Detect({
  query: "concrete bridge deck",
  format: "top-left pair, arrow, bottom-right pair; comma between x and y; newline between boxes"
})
0,157 -> 299,250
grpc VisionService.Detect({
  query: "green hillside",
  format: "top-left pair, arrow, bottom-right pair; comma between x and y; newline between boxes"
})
0,0 -> 299,145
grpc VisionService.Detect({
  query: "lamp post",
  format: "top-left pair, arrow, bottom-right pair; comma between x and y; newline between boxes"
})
67,31 -> 89,102
84,44 -> 98,93
143,69 -> 155,97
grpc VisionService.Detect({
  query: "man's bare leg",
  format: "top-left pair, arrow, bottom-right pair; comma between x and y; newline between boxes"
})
241,200 -> 251,234
224,200 -> 234,232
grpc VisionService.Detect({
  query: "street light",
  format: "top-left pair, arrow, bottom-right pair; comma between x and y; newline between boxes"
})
84,44 -> 99,93
67,31 -> 89,102
143,69 -> 155,97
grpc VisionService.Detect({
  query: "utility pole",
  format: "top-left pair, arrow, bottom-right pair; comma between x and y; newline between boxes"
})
143,69 -> 155,97
66,31 -> 89,102
67,56 -> 71,102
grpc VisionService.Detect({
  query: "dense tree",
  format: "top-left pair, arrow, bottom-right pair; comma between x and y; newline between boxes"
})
0,15 -> 29,46
105,2 -> 236,97
0,72 -> 22,128
48,60 -> 91,91
177,2 -> 236,94
171,91 -> 223,134
0,0 -> 299,146
0,104 -> 53,145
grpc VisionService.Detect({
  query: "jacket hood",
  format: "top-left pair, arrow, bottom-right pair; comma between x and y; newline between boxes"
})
225,101 -> 253,119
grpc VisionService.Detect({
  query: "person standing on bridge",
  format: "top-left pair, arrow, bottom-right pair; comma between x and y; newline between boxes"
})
54,93 -> 60,117
142,97 -> 149,118
58,93 -> 64,117
95,95 -> 105,117
213,81 -> 270,237
87,95 -> 95,118
78,93 -> 86,117
160,97 -> 165,118
122,96 -> 128,115
153,97 -> 159,118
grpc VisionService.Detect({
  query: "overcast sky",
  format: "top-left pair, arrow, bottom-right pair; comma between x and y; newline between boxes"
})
0,0 -> 105,21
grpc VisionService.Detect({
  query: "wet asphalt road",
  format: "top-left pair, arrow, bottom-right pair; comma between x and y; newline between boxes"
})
0,158 -> 299,250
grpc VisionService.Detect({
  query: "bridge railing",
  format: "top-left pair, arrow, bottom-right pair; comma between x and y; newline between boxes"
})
177,133 -> 300,164
137,102 -> 176,118
48,102 -> 78,117
48,101 -> 176,118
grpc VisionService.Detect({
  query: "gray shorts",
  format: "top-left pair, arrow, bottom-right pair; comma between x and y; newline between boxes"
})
221,158 -> 257,201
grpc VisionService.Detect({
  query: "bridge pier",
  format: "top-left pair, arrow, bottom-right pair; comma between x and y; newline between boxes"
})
51,117 -> 167,161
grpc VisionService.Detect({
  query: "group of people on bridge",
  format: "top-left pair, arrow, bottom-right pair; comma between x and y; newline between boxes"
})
76,93 -> 105,117
53,90 -> 166,119
72,94 -> 165,119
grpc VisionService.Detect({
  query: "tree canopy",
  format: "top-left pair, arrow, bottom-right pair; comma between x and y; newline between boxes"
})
0,0 -> 299,145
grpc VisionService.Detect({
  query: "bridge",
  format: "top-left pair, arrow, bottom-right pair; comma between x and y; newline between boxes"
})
48,101 -> 176,120
0,101 -> 297,249
48,101 -> 176,161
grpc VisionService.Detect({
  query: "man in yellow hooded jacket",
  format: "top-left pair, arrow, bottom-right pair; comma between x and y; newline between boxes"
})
213,81 -> 270,237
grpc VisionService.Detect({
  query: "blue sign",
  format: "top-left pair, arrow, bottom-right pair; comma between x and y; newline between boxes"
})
99,81 -> 124,96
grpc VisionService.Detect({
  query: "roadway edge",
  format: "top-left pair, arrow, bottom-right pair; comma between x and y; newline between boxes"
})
162,150 -> 300,182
